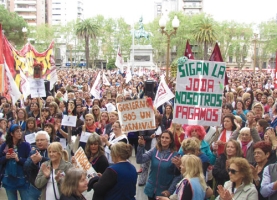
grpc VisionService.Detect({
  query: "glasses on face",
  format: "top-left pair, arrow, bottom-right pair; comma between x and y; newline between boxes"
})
228,168 -> 239,174
36,139 -> 47,142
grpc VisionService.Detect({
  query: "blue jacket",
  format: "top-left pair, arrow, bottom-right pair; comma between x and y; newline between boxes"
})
136,146 -> 178,197
24,148 -> 49,187
0,142 -> 31,190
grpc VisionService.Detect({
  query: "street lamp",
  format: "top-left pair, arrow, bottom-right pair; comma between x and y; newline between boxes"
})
159,15 -> 180,83
22,27 -> 27,44
253,33 -> 258,73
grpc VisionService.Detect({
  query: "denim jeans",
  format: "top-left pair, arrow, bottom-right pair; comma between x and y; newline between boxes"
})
27,184 -> 41,200
5,188 -> 29,200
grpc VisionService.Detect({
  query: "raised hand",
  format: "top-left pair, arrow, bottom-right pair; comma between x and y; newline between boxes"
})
41,163 -> 51,179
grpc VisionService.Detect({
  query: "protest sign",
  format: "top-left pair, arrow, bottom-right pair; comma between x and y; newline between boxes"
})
173,59 -> 225,126
29,79 -> 46,98
74,147 -> 96,175
61,115 -> 77,127
117,99 -> 156,133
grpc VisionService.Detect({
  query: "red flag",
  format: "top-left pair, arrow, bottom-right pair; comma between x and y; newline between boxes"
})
209,42 -> 228,85
184,40 -> 194,59
0,24 -> 4,94
274,50 -> 277,89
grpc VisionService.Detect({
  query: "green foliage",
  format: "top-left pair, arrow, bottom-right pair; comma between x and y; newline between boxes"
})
76,19 -> 100,68
0,5 -> 28,47
107,58 -> 116,69
170,59 -> 178,77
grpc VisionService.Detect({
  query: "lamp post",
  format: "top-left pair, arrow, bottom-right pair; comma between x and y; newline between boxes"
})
22,27 -> 27,44
253,33 -> 258,73
159,15 -> 180,83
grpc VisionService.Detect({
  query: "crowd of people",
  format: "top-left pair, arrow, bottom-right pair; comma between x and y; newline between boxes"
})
0,67 -> 276,200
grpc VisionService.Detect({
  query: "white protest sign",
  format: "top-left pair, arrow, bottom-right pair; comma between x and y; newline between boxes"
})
173,59 -> 225,126
25,133 -> 36,144
61,115 -> 77,127
74,147 -> 96,174
105,103 -> 116,113
60,138 -> 67,149
117,99 -> 156,133
153,76 -> 175,108
29,79 -> 46,98
80,132 -> 92,143
49,68 -> 58,90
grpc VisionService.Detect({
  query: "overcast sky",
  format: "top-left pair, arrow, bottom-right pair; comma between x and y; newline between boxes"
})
84,0 -> 277,25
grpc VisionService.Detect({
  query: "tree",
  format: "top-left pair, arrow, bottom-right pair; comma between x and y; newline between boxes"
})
76,19 -> 100,68
192,14 -> 217,60
107,58 -> 116,69
0,5 -> 28,47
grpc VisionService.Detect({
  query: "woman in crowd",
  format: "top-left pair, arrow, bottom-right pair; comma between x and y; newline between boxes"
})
93,99 -> 101,107
183,125 -> 216,165
137,130 -> 178,200
0,118 -> 8,145
232,100 -> 247,125
116,94 -> 124,104
60,168 -> 88,200
225,92 -> 235,107
95,111 -> 109,134
157,155 -> 211,200
251,141 -> 275,200
0,124 -> 31,200
212,139 -> 243,194
92,105 -> 101,122
23,117 -> 41,146
256,119 -> 270,140
162,104 -> 173,130
58,100 -> 67,115
104,111 -> 119,136
168,123 -> 185,150
49,102 -> 60,118
77,133 -> 109,174
35,142 -> 72,200
270,102 -> 277,129
231,126 -> 261,164
28,102 -> 40,121
213,114 -> 240,156
12,108 -> 27,131
216,157 -> 258,200
40,107 -> 55,128
244,97 -> 252,113
88,142 -> 137,200
137,114 -> 163,186
44,123 -> 60,143
267,96 -> 275,119
102,120 -> 128,164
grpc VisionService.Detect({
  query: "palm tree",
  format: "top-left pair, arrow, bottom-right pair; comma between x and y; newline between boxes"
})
76,19 -> 99,68
193,16 -> 217,60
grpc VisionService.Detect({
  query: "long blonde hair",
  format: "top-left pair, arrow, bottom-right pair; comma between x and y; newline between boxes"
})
181,155 -> 206,190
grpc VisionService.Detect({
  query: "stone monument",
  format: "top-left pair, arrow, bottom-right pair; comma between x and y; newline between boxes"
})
130,17 -> 156,70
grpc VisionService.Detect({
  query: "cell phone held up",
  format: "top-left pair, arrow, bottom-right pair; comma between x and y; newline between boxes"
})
8,148 -> 14,154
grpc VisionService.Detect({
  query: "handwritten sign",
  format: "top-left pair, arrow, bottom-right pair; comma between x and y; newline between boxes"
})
29,79 -> 46,98
61,115 -> 77,127
173,60 -> 225,126
117,99 -> 156,133
74,147 -> 96,175
80,132 -> 92,143
25,133 -> 36,144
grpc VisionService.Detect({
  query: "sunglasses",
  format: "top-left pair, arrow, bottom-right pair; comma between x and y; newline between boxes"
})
228,168 -> 239,174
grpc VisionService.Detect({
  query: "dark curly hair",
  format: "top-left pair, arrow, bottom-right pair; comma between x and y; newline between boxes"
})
6,125 -> 22,148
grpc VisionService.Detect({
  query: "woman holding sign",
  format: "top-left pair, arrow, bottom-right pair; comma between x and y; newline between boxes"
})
136,130 -> 178,200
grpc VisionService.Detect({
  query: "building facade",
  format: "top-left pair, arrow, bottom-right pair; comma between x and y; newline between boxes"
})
9,0 -> 52,26
0,0 -> 7,8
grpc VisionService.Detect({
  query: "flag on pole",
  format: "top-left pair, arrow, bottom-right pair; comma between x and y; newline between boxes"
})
274,50 -> 277,89
115,46 -> 124,72
184,40 -> 194,59
4,61 -> 21,104
0,24 -> 4,94
209,42 -> 228,85
125,61 -> 132,83
102,73 -> 110,86
19,68 -> 30,100
153,76 -> 175,108
90,72 -> 101,99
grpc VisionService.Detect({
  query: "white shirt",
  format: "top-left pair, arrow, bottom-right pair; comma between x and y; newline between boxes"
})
46,170 -> 60,200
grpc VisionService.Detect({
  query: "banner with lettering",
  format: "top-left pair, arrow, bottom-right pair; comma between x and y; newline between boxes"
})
117,99 -> 156,133
173,59 -> 225,126
74,147 -> 96,175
